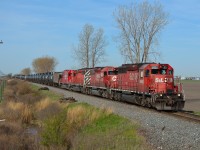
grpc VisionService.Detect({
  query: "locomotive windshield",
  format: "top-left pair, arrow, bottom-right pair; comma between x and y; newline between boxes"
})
151,69 -> 173,75
108,70 -> 118,75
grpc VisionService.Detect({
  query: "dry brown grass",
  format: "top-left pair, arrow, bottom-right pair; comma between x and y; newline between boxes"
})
34,97 -> 63,121
103,107 -> 113,115
7,79 -> 18,86
0,101 -> 35,124
3,88 -> 15,99
67,105 -> 87,124
0,79 -> 67,149
16,82 -> 33,96
21,105 -> 34,124
7,101 -> 24,111
0,122 -> 22,135
0,122 -> 39,150
0,102 -> 24,121
35,97 -> 54,111
89,110 -> 101,122
67,105 -> 113,127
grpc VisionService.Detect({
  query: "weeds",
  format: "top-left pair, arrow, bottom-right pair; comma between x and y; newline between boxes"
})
40,103 -> 145,149
0,80 -> 63,149
35,97 -> 62,121
1,80 -> 147,149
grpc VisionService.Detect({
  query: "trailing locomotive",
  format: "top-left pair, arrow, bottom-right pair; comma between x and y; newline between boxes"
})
14,63 -> 185,111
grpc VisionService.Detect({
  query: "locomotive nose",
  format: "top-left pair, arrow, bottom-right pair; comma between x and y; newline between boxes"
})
154,75 -> 174,93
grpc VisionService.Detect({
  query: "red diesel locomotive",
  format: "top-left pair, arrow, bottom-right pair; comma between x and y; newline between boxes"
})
116,63 -> 184,110
16,62 -> 185,111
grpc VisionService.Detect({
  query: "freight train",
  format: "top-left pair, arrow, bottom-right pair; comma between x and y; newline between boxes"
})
14,63 -> 185,111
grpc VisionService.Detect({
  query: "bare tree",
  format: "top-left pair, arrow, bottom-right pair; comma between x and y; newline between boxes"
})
114,1 -> 168,63
91,28 -> 107,68
21,68 -> 31,75
32,56 -> 58,73
73,24 -> 107,68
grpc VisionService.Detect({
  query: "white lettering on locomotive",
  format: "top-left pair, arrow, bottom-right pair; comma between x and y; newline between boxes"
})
155,78 -> 173,83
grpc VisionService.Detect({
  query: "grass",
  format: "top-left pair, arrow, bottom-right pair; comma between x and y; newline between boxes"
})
74,110 -> 143,150
0,80 -> 64,149
194,112 -> 200,116
31,84 -> 62,101
1,79 -> 148,150
41,103 -> 146,150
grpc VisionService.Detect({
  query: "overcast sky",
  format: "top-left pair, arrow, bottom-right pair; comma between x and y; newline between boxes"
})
0,0 -> 200,77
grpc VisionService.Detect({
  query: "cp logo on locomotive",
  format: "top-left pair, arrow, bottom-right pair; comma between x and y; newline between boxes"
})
112,76 -> 117,81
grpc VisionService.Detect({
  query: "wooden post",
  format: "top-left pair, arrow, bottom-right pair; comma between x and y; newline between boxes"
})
0,81 -> 2,102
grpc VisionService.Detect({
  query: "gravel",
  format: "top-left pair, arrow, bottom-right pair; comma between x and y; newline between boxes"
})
37,84 -> 200,150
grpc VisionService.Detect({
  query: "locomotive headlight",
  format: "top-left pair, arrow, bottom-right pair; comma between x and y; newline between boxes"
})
160,94 -> 163,97
178,93 -> 181,97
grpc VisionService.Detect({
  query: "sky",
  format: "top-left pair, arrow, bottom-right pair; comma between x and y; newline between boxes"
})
0,0 -> 200,77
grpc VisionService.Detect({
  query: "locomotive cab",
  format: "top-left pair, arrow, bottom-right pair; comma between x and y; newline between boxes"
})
144,64 -> 175,94
101,67 -> 118,88
142,63 -> 185,110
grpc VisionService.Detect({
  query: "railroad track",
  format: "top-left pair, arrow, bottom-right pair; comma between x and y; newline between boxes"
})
166,111 -> 200,123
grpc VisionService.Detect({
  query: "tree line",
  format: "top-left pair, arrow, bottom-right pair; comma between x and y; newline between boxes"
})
21,1 -> 168,75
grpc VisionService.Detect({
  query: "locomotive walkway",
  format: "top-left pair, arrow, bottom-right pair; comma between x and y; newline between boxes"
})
34,83 -> 200,150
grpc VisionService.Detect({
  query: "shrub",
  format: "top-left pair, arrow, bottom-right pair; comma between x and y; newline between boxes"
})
41,111 -> 67,147
16,82 -> 33,96
7,79 -> 18,86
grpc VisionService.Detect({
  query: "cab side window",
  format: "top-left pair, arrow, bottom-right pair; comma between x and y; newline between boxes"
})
168,70 -> 173,75
151,69 -> 158,74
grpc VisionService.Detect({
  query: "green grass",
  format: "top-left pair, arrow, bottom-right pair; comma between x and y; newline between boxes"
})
40,103 -> 146,150
76,113 -> 143,149
194,112 -> 200,116
83,114 -> 126,133
31,84 -> 62,101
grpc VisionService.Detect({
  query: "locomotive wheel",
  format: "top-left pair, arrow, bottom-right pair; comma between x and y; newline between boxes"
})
113,92 -> 118,101
146,97 -> 151,108
141,98 -> 146,107
116,93 -> 121,101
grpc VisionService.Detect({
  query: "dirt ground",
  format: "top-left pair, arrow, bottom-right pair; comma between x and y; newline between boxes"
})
181,80 -> 200,112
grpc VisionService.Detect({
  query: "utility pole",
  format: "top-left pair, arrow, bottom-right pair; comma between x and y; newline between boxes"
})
0,40 -> 3,44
